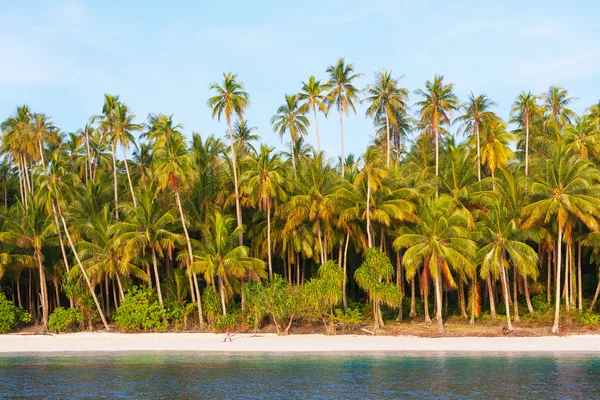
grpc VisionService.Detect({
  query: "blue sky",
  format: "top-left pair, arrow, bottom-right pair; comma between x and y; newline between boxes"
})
1,0 -> 599,159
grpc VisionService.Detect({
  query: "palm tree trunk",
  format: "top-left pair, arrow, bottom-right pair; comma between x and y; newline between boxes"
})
152,248 -> 163,306
589,278 -> 600,312
410,277 -> 417,318
267,202 -> 273,280
525,117 -> 530,177
51,200 -> 74,308
218,275 -> 227,317
366,180 -> 372,248
523,275 -> 534,314
175,190 -> 203,326
459,278 -> 468,318
434,126 -> 439,200
513,268 -> 520,322
16,161 -> 25,206
578,237 -> 583,311
469,275 -> 477,325
396,249 -> 403,321
36,250 -> 49,330
38,139 -> 46,168
227,120 -> 243,246
547,250 -> 552,304
563,242 -> 570,312
552,228 -> 563,334
312,104 -> 321,152
487,276 -> 497,319
58,206 -> 110,331
111,142 -> 119,219
112,279 -> 119,309
500,266 -> 513,332
85,130 -> 92,183
16,276 -> 22,308
339,112 -> 345,177
122,146 -> 137,208
434,269 -> 444,333
290,138 -> 297,178
343,231 -> 350,309
115,273 -> 124,301
22,155 -> 33,195
317,220 -> 324,264
385,111 -> 391,168
475,122 -> 481,181
104,278 -> 110,318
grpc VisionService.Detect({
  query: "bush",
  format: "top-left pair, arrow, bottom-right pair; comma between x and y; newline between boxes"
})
0,292 -> 31,333
215,313 -> 238,330
164,299 -> 185,330
574,310 -> 600,326
202,286 -> 221,326
531,294 -> 550,314
48,307 -> 83,333
334,307 -> 364,329
114,286 -> 167,331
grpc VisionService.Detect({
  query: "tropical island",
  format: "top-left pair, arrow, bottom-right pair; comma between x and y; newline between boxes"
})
2,60 -> 600,343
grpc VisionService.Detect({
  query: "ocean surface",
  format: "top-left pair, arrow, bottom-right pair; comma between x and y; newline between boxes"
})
1,352 -> 599,399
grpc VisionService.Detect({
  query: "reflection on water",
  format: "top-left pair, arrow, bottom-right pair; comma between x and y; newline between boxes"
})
1,352 -> 599,399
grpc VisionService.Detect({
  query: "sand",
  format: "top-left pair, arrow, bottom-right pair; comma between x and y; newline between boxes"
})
1,332 -> 600,353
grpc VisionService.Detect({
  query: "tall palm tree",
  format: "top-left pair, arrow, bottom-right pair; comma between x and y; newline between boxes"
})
510,91 -> 540,177
232,119 -> 259,157
479,117 -> 515,185
191,212 -> 265,316
325,58 -> 361,177
564,115 -> 600,160
364,70 -> 409,167
355,148 -> 387,248
394,195 -> 476,333
208,72 -> 250,246
76,124 -> 95,183
153,135 -> 203,324
455,93 -> 497,181
522,143 -> 600,333
299,76 -> 328,152
414,75 -> 459,198
30,113 -> 58,168
543,86 -> 577,128
241,145 -> 286,280
271,94 -> 309,176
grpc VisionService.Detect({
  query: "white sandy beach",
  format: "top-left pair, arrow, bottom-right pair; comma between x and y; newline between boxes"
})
2,332 -> 600,353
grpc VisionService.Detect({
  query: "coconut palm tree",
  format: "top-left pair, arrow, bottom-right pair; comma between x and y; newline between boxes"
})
522,142 -> 600,333
271,94 -> 309,176
394,195 -> 476,333
232,119 -> 259,157
543,86 -> 577,128
455,93 -> 497,181
564,115 -> 600,160
76,124 -> 95,183
364,70 -> 409,167
299,76 -> 328,152
476,201 -> 539,332
241,145 -> 286,280
208,72 -> 250,246
153,135 -> 203,324
325,58 -> 361,177
113,186 -> 180,305
355,148 -> 388,248
479,117 -> 515,186
587,101 -> 600,129
510,91 -> 541,177
191,212 -> 265,316
414,75 -> 459,198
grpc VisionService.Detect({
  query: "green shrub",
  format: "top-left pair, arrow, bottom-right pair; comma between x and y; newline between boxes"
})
215,313 -> 237,330
0,292 -> 31,333
334,307 -> 364,329
114,286 -> 167,331
531,294 -> 550,314
164,299 -> 185,330
574,310 -> 600,326
202,286 -> 221,326
48,307 -> 83,333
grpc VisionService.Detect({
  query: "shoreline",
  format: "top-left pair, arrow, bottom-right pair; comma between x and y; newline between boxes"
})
2,332 -> 600,354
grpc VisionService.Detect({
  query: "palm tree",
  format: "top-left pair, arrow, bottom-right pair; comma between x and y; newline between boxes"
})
564,115 -> 600,160
455,93 -> 497,181
587,101 -> 600,129
232,119 -> 259,157
141,114 -> 184,148
208,72 -> 250,246
76,124 -> 95,183
153,135 -> 203,324
414,75 -> 459,198
543,86 -> 577,128
355,148 -> 387,248
191,212 -> 266,316
479,117 -> 515,186
241,145 -> 286,280
522,142 -> 600,333
510,91 -> 540,177
30,113 -> 58,168
325,58 -> 361,177
299,76 -> 328,152
394,195 -> 476,333
271,94 -> 309,176
364,70 -> 409,167
113,186 -> 180,305
476,201 -> 539,332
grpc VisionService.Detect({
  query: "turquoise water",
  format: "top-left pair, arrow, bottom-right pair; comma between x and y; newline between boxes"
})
1,352 -> 599,398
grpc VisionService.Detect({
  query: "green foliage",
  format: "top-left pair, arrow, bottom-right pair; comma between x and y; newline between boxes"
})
114,286 -> 167,331
263,275 -> 297,332
201,286 -> 221,326
0,292 -> 31,333
333,307 -> 364,329
574,310 -> 600,326
302,261 -> 344,333
48,307 -> 83,333
164,299 -> 185,330
215,313 -> 238,330
244,281 -> 267,330
355,248 -> 400,308
531,295 -> 550,314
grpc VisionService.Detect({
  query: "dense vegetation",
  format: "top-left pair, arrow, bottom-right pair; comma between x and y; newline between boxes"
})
2,59 -> 600,335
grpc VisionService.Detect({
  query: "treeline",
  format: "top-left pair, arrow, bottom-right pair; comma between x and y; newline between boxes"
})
1,59 -> 600,334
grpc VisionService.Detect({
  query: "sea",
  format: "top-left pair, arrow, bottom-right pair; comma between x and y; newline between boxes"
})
1,352 -> 599,399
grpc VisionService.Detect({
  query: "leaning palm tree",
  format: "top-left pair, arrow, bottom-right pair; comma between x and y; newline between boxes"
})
271,94 -> 309,176
476,201 -> 539,332
299,76 -> 328,151
364,70 -> 409,167
208,72 -> 250,245
510,91 -> 541,177
394,195 -> 476,333
455,93 -> 497,181
522,142 -> 600,333
153,135 -> 203,324
325,58 -> 362,177
241,145 -> 286,280
414,75 -> 459,198
191,212 -> 266,316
